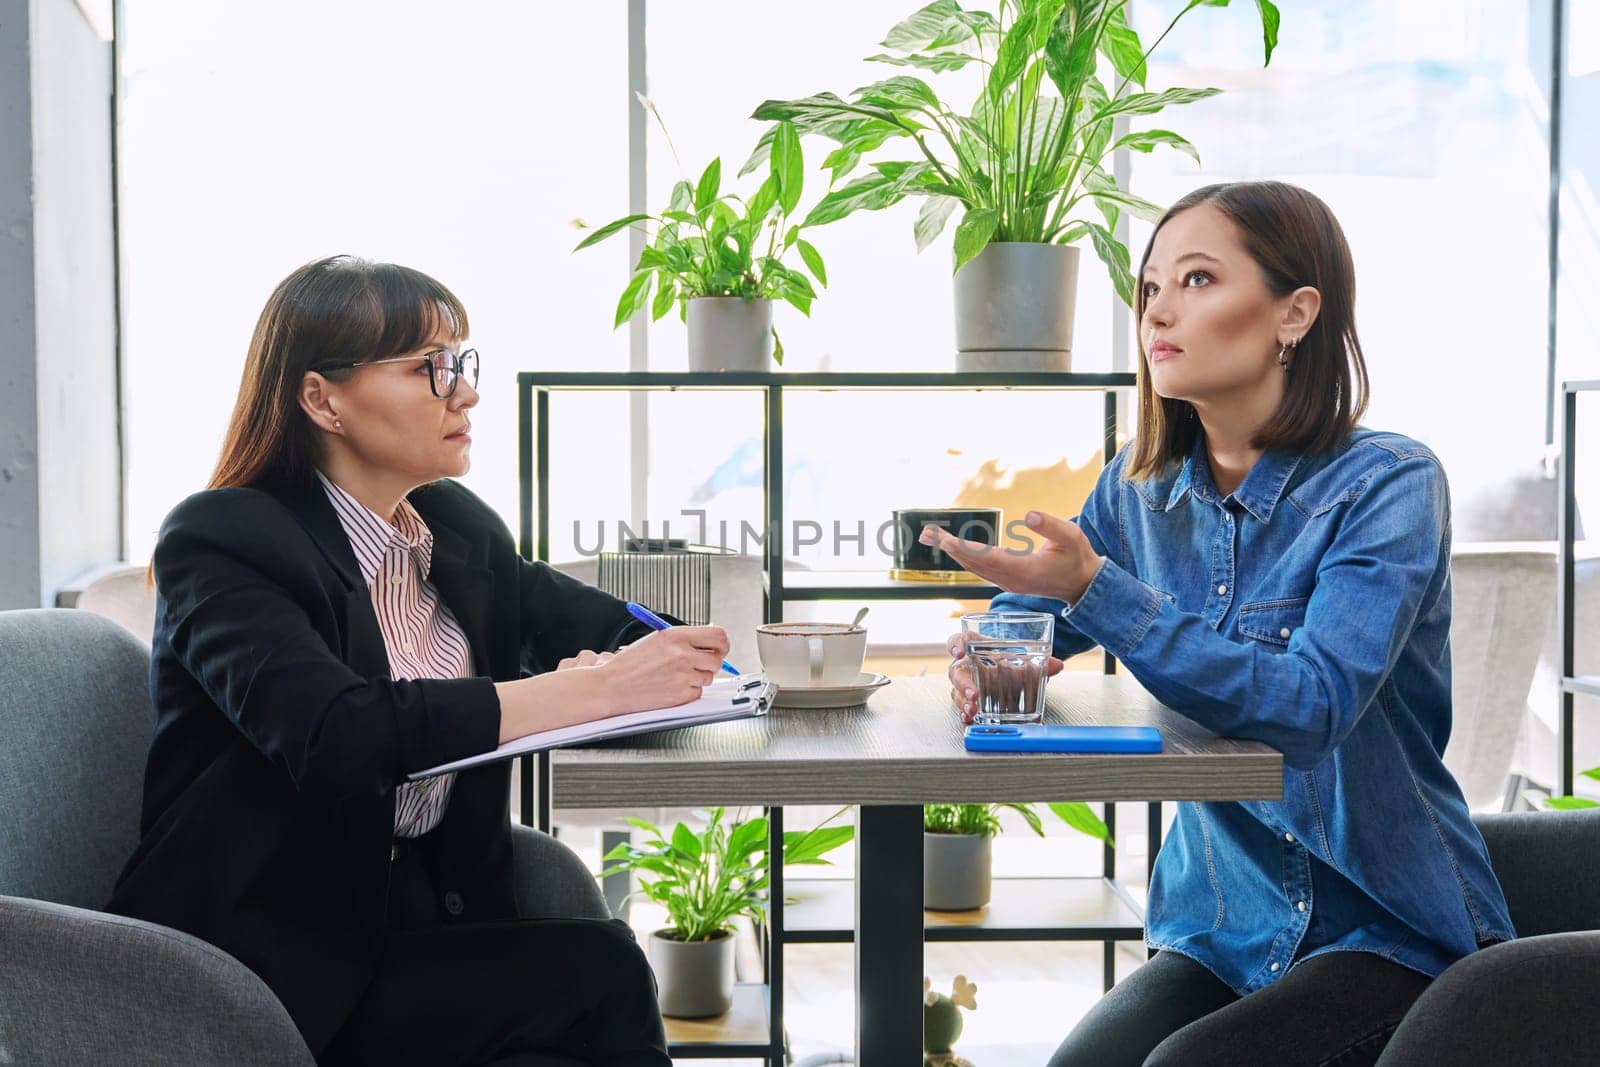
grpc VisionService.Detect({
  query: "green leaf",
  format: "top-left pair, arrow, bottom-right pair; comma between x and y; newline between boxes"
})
1099,4 -> 1146,87
853,75 -> 943,113
771,324 -> 784,366
746,175 -> 779,223
795,239 -> 828,287
1581,765 -> 1600,782
1092,85 -> 1222,122
1086,221 -> 1136,307
671,821 -> 703,861
915,195 -> 960,251
1042,0 -> 1103,106
986,9 -> 1038,100
1087,185 -> 1166,224
694,158 -> 721,211
865,50 -> 978,73
572,213 -> 650,252
880,0 -> 966,51
1048,801 -> 1114,845
754,91 -> 884,127
803,173 -> 907,228
612,271 -> 653,328
772,120 -> 804,218
1545,795 -> 1600,810
952,206 -> 998,272
783,824 -> 855,865
667,179 -> 695,214
1110,128 -> 1200,166
1255,0 -> 1281,65
650,274 -> 677,321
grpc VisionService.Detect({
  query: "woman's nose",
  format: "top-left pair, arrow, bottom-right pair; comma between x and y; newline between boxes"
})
450,378 -> 480,409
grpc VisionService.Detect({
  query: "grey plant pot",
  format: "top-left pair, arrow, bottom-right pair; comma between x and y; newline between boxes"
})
924,831 -> 993,911
648,928 -> 736,1018
686,296 -> 774,372
952,241 -> 1080,372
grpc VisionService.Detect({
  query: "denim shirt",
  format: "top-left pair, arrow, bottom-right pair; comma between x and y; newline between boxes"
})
993,429 -> 1515,993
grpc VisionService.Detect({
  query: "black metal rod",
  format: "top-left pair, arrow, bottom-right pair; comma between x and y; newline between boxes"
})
517,370 -> 1137,390
536,389 -> 550,564
518,379 -> 533,562
1559,385 -> 1576,795
855,804 -> 924,1064
768,805 -> 785,1067
764,384 -> 783,624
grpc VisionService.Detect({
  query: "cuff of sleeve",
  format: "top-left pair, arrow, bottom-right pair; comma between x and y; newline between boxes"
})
1059,558 -> 1164,659
408,676 -> 502,771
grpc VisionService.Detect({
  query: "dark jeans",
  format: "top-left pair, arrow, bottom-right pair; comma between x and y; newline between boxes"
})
323,842 -> 670,1066
1048,949 -> 1433,1067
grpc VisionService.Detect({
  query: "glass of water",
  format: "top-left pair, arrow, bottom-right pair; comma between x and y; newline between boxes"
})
960,611 -> 1055,725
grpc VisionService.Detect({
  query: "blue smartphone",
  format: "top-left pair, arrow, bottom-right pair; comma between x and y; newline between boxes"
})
963,723 -> 1163,753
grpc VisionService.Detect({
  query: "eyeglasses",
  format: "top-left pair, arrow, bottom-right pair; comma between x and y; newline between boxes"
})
314,348 -> 480,399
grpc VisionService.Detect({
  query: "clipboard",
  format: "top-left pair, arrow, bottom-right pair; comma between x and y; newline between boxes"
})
409,676 -> 776,780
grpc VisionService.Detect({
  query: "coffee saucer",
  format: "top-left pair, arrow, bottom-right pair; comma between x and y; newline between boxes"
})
771,672 -> 892,709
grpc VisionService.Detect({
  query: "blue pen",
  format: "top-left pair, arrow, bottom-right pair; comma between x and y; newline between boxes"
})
624,602 -> 740,676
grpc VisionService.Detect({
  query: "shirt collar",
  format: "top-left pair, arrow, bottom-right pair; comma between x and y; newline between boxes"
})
315,472 -> 435,586
1158,436 -> 1301,523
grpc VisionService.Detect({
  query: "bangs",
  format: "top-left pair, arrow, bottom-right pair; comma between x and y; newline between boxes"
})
309,257 -> 471,368
365,263 -> 470,359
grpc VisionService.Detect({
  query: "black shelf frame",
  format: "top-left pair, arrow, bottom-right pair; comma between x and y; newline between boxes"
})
515,369 -> 1147,1061
1557,379 -> 1600,795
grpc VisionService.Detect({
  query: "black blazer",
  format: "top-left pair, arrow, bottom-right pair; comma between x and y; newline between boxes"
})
106,474 -> 652,1055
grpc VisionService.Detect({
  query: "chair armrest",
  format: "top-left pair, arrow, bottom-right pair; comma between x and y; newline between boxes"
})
1472,809 -> 1600,935
1377,932 -> 1600,1066
510,824 -> 611,920
0,896 -> 314,1066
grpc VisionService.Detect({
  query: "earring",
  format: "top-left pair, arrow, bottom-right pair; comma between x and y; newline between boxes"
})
334,419 -> 343,430
1277,342 -> 1290,370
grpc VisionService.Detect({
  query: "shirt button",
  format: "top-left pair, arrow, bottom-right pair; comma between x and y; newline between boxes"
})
1217,584 -> 1228,595
1284,832 -> 1295,843
1280,627 -> 1292,639
389,574 -> 405,587
1270,962 -> 1281,972
443,890 -> 465,916
1297,901 -> 1307,912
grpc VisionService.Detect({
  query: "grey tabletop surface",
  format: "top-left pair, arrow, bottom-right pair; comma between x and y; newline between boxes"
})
549,673 -> 1283,808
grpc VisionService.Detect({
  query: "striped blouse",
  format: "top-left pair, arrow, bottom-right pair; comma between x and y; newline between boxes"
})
317,472 -> 472,838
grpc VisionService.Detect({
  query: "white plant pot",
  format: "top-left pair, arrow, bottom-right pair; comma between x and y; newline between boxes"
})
648,928 -> 736,1018
952,242 -> 1080,372
686,296 -> 774,372
924,831 -> 993,911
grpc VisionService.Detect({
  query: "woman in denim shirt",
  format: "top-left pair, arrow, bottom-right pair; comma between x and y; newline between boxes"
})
926,181 -> 1514,1066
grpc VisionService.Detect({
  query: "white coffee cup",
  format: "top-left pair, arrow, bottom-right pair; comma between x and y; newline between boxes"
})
756,623 -> 867,686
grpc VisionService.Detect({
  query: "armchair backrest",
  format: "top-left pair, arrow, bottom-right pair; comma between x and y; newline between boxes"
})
0,608 -> 152,908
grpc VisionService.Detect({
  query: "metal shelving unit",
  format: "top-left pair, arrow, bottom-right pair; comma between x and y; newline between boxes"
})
516,369 -> 1144,1062
1557,379 -> 1600,795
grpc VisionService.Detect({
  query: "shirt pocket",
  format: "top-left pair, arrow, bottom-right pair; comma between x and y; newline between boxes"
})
1237,597 -> 1309,648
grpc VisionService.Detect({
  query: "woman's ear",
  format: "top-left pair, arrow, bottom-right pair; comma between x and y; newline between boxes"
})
299,372 -> 342,434
1279,286 -> 1322,344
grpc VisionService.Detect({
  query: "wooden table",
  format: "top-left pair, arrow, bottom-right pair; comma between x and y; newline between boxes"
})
552,673 -> 1283,1065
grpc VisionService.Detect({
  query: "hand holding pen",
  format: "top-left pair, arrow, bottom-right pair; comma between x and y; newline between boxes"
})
625,602 -> 741,676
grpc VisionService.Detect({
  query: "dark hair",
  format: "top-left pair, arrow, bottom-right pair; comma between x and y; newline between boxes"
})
1126,180 -> 1369,480
208,255 -> 468,491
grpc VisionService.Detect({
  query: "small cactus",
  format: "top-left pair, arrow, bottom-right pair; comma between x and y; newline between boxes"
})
923,974 -> 978,1067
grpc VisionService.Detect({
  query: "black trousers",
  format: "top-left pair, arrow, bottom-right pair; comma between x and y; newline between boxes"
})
1048,949 -> 1433,1067
323,842 -> 670,1066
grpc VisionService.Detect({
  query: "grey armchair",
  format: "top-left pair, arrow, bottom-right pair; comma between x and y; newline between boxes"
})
0,608 -> 607,1066
1378,808 -> 1600,1065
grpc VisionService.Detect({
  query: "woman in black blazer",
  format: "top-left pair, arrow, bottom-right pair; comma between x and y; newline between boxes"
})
108,256 -> 726,1066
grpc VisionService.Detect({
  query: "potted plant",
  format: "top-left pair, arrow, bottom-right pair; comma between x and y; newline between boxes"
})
601,805 -> 853,1018
924,800 -> 1110,910
750,0 -> 1281,371
575,97 -> 829,371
